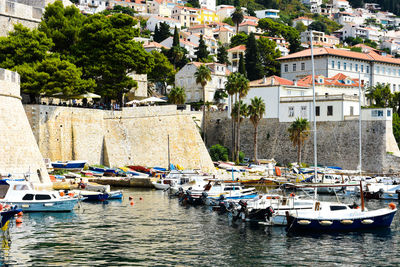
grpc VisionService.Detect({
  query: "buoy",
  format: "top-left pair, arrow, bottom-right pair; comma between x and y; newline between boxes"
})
340,220 -> 353,225
129,196 -> 133,200
361,219 -> 374,224
319,220 -> 333,226
59,191 -> 65,197
130,201 -> 134,206
389,203 -> 396,210
17,212 -> 23,217
15,218 -> 22,224
0,204 -> 3,211
139,197 -> 143,200
298,220 -> 311,225
289,193 -> 295,197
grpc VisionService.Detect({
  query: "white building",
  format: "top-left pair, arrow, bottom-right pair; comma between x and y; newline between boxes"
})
300,30 -> 340,47
175,62 -> 230,102
160,37 -> 198,59
199,0 -> 216,12
301,0 -> 321,13
213,27 -> 234,45
227,45 -> 246,72
146,15 -> 181,32
238,21 -> 262,34
293,16 -> 313,27
143,41 -> 167,52
215,5 -> 235,20
341,24 -> 382,42
381,39 -> 400,55
148,0 -> 175,17
241,74 -> 363,121
277,47 -> 400,92
254,9 -> 279,19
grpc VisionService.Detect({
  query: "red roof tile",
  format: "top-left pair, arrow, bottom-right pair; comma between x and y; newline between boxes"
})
227,45 -> 246,52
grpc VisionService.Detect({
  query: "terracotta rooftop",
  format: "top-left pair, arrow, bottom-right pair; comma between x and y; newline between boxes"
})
294,16 -> 313,21
239,21 -> 258,27
298,73 -> 362,87
227,45 -> 246,52
250,76 -> 301,87
143,42 -> 167,49
277,47 -> 400,65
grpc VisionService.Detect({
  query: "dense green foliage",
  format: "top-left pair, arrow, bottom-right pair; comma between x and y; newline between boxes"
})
288,117 -> 310,165
344,37 -> 378,48
249,96 -> 266,163
258,18 -> 301,53
168,86 -> 186,104
245,33 -> 263,81
195,35 -> 209,62
153,22 -> 171,43
210,144 -> 229,161
230,33 -> 248,48
148,51 -> 175,94
238,53 -> 246,76
258,37 -> 281,76
217,45 -> 229,64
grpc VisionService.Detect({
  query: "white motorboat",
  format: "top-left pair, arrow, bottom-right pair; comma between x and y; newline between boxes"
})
0,180 -> 79,212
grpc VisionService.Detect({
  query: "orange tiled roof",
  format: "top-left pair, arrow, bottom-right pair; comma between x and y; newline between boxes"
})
239,21 -> 257,27
227,45 -> 246,52
298,73 -> 362,87
277,47 -> 400,65
143,41 -> 167,49
188,24 -> 210,30
294,16 -> 313,21
250,76 -> 298,87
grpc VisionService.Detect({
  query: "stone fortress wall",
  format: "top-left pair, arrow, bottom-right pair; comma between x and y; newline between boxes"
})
206,111 -> 400,173
0,69 -> 50,183
24,105 -> 215,172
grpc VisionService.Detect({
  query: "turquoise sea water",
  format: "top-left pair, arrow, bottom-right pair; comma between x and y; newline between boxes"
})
1,188 -> 400,266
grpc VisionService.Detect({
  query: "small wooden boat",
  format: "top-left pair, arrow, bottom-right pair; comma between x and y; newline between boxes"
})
108,191 -> 123,200
51,160 -> 87,171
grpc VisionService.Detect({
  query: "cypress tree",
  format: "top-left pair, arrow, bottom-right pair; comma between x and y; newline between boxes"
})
217,45 -> 229,64
238,53 -> 246,76
245,32 -> 263,81
194,34 -> 209,62
154,24 -> 160,42
158,22 -> 172,42
172,26 -> 180,47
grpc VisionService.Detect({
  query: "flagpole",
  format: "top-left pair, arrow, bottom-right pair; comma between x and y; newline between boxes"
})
310,31 -> 318,200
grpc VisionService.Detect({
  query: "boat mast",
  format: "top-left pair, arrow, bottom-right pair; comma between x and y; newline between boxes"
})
310,31 -> 318,200
167,134 -> 171,171
358,71 -> 362,176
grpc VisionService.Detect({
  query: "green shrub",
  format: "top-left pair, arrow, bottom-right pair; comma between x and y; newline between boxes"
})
239,151 -> 245,163
210,144 -> 229,161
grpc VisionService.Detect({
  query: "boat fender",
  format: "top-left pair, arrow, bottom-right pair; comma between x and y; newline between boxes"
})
17,212 -> 23,217
319,220 -> 333,226
389,203 -> 396,210
361,219 -> 374,224
298,220 -> 311,225
340,220 -> 353,225
15,218 -> 22,224
129,196 -> 133,200
0,204 -> 3,211
289,193 -> 295,197
59,191 -> 65,197
130,201 -> 134,206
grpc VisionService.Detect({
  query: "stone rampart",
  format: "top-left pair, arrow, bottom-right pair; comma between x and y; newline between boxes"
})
206,111 -> 400,173
0,69 -> 50,183
25,105 -> 214,172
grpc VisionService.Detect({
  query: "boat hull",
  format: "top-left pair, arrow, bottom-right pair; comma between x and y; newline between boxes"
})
81,193 -> 109,202
108,191 -> 123,200
52,161 -> 87,171
7,199 -> 79,212
287,209 -> 397,232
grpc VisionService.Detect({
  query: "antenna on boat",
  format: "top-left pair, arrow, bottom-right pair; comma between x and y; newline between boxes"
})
167,134 -> 171,171
310,31 -> 318,201
358,71 -> 362,176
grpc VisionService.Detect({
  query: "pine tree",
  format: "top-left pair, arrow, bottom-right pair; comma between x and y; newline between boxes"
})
194,34 -> 209,62
217,45 -> 229,64
172,26 -> 180,47
245,32 -> 263,81
238,53 -> 246,76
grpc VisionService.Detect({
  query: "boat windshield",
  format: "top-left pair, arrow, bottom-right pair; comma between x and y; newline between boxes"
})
0,184 -> 9,199
330,205 -> 348,211
13,184 -> 29,190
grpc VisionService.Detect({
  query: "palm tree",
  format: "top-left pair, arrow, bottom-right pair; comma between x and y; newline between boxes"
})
288,118 -> 310,166
235,74 -> 250,163
225,73 -> 240,159
231,7 -> 244,35
168,87 -> 186,104
195,64 -> 212,144
249,97 -> 265,164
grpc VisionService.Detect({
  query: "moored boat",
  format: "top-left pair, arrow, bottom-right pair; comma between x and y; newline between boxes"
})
51,160 -> 87,172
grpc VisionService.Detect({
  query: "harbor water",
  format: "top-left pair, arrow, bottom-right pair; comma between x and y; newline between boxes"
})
2,188 -> 400,266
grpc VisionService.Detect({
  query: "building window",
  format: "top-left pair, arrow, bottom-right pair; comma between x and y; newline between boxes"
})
315,106 -> 320,116
388,110 -> 391,117
366,66 -> 369,73
327,105 -> 333,116
394,84 -> 396,92
361,65 -> 364,72
371,110 -> 383,117
331,60 -> 335,68
398,69 -> 400,76
350,106 -> 354,116
377,66 -> 380,73
293,64 -> 297,72
301,62 -> 305,70
301,106 -> 307,117
355,64 -> 358,72
338,61 -> 341,69
383,67 -> 385,74
284,64 -> 288,72
344,62 -> 347,70
289,106 -> 294,117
